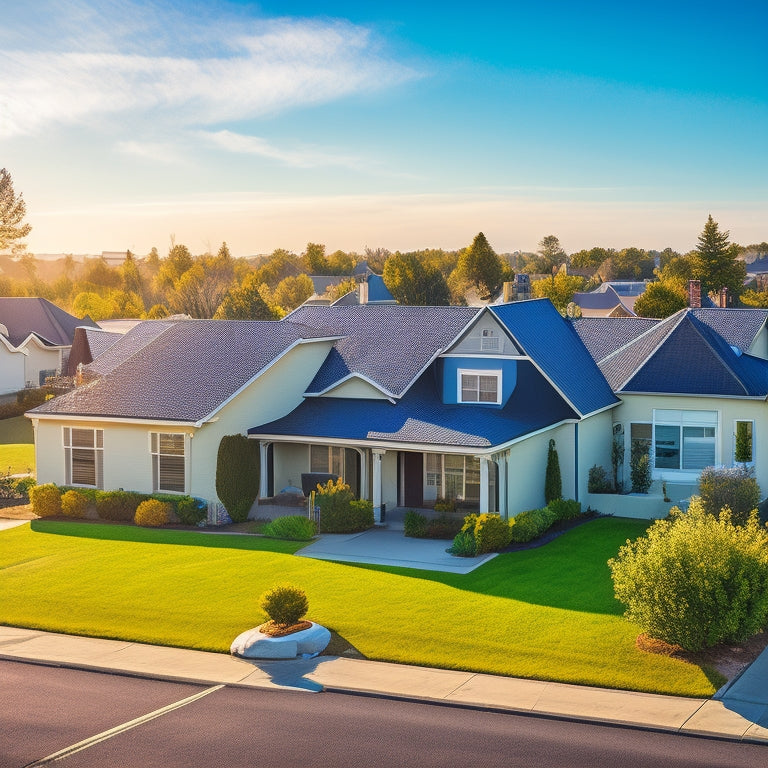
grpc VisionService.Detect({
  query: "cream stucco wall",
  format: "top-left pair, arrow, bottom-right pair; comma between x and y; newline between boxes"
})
611,394 -> 768,492
32,340 -> 336,502
20,338 -> 63,387
0,343 -> 25,395
321,378 -> 390,399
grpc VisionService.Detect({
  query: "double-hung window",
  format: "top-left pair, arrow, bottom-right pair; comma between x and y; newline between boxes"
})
150,433 -> 186,493
458,369 -> 502,404
63,427 -> 103,488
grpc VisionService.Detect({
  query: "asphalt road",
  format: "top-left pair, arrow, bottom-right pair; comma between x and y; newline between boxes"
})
2,660 -> 766,768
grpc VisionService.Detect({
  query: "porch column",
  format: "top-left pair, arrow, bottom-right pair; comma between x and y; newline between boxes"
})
498,453 -> 508,520
258,441 -> 270,499
372,449 -> 385,524
479,456 -> 490,513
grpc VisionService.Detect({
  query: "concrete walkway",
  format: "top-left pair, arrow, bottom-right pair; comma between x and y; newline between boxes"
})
1,625 -> 767,744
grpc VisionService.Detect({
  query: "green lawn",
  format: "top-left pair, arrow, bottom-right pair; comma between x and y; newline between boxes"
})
0,518 -> 722,697
0,416 -> 35,474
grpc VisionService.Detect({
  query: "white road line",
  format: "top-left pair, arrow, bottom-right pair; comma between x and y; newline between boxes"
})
24,684 -> 225,767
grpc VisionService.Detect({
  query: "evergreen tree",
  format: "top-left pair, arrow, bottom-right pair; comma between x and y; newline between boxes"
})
454,232 -> 505,300
545,439 -> 562,503
691,215 -> 746,299
0,168 -> 32,254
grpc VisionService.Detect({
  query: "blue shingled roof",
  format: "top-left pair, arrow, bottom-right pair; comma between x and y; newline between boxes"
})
594,309 -> 768,397
490,300 -> 619,416
366,274 -> 395,302
572,285 -> 625,310
286,305 -> 480,397
250,360 -> 577,448
691,308 -> 768,352
571,317 -> 659,362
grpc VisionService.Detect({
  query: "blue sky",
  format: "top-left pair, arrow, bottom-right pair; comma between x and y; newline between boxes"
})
2,0 -> 766,257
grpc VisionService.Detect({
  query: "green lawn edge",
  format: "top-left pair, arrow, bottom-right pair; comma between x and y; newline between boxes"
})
0,517 -> 722,698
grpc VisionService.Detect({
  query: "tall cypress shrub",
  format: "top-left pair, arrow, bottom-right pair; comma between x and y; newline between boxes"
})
544,438 -> 562,504
215,434 -> 260,523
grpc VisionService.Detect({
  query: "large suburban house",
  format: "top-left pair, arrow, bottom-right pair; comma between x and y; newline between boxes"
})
27,299 -> 768,522
0,298 -> 99,393
28,300 -> 618,521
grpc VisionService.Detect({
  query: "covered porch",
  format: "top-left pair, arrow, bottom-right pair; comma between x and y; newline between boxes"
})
255,439 -> 508,523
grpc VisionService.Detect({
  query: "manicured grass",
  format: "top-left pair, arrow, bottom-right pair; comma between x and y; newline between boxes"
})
0,444 -> 34,474
0,518 -> 721,697
0,416 -> 34,444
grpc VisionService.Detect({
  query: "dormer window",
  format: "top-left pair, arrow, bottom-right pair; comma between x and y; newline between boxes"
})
481,329 -> 500,352
458,369 -> 502,404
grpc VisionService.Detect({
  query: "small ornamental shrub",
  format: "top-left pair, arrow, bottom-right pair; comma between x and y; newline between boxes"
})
96,490 -> 145,522
608,497 -> 768,652
449,529 -> 477,557
29,483 -> 62,518
698,465 -> 761,526
548,498 -> 581,521
260,584 -> 309,627
261,515 -> 317,541
215,434 -> 260,523
433,497 -> 456,513
473,513 -> 514,554
60,489 -> 89,518
404,510 -> 428,538
630,440 -> 652,494
509,506 -> 558,543
155,494 -> 207,526
460,513 -> 478,535
315,479 -> 373,533
735,421 -> 753,464
545,439 -> 562,504
587,465 -> 612,494
134,499 -> 171,527
13,476 -> 36,496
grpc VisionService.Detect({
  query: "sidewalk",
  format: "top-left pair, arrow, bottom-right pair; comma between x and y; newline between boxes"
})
1,625 -> 767,744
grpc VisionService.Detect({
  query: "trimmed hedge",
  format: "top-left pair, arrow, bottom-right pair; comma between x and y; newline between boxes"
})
29,484 -> 62,518
96,490 -> 145,521
261,515 -> 317,541
509,507 -> 558,543
548,498 -> 582,521
316,479 -> 374,533
60,489 -> 89,518
404,510 -> 463,540
134,499 -> 172,527
215,434 -> 260,523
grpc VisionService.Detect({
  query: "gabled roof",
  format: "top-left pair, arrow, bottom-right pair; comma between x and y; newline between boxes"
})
286,305 -> 480,398
592,309 -> 768,397
67,326 -> 123,375
0,297 -> 98,347
32,321 -> 336,423
571,317 -> 660,363
573,285 -> 625,310
366,274 -> 396,302
746,256 -> 768,274
690,308 -> 768,352
85,320 -> 178,376
490,299 -> 620,416
250,360 -> 577,449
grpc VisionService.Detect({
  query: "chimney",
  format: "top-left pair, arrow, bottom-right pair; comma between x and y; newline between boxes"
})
358,280 -> 369,304
503,281 -> 514,303
719,287 -> 728,308
688,279 -> 701,308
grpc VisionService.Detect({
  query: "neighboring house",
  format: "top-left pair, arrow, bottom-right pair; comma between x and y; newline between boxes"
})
0,333 -> 26,395
573,308 -> 768,508
67,326 -> 123,376
0,298 -> 99,388
305,270 -> 396,305
28,300 -> 619,521
571,282 -> 648,318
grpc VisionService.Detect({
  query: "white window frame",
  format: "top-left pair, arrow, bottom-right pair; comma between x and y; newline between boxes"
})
733,419 -> 755,466
652,409 -> 719,477
63,427 -> 103,488
150,432 -> 186,494
457,368 -> 502,404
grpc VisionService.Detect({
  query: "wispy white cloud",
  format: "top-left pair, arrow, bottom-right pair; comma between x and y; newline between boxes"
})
196,129 -> 363,170
0,4 -> 419,139
116,140 -> 186,165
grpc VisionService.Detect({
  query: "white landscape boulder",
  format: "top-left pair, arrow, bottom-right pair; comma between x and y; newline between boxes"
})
230,622 -> 331,660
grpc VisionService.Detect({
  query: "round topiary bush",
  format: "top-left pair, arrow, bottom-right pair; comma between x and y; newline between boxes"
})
260,584 -> 309,627
29,483 -> 62,518
134,498 -> 172,528
60,489 -> 89,518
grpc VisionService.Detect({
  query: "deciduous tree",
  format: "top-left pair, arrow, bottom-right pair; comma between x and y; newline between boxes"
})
383,252 -> 450,305
531,272 -> 585,313
633,281 -> 688,318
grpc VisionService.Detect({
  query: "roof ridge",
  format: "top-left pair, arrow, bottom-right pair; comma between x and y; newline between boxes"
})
686,314 -> 750,396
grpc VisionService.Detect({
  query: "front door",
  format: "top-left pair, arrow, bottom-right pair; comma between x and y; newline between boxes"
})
403,452 -> 423,507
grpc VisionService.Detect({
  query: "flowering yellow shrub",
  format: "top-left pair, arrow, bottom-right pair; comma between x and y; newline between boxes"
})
134,499 -> 172,528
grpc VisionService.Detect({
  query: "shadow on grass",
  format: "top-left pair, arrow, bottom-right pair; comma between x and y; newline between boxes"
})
29,519 -> 307,555
330,517 -> 651,616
